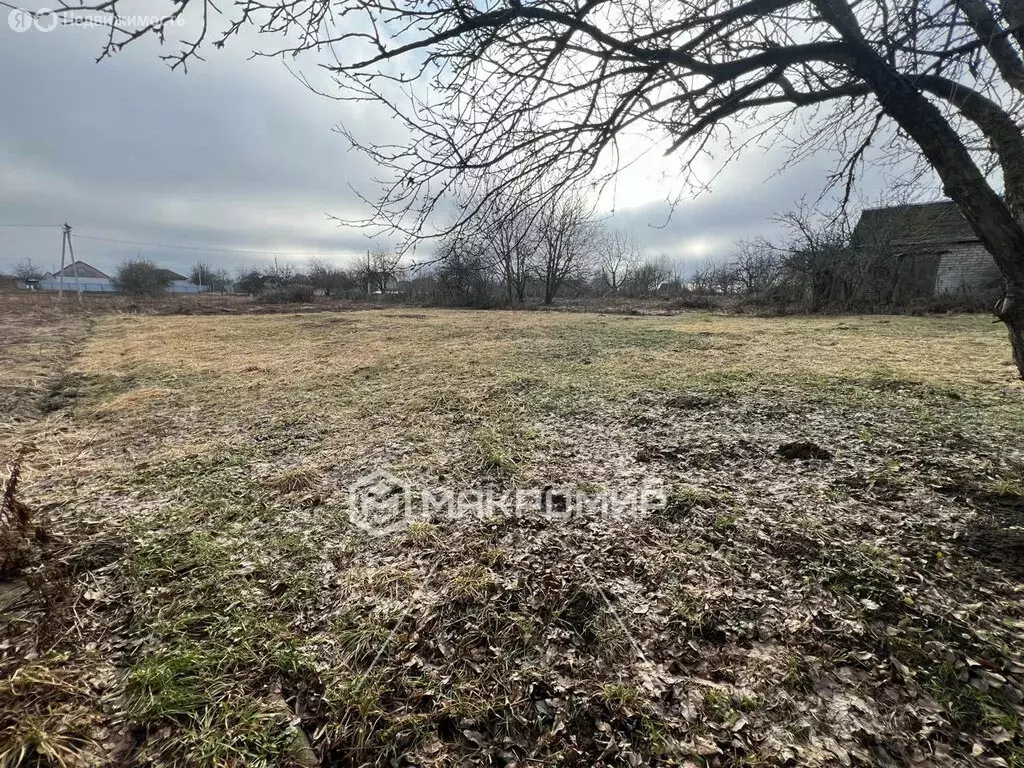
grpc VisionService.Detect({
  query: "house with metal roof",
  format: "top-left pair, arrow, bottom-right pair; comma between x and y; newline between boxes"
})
31,262 -> 205,294
852,201 -> 1000,296
155,268 -> 205,294
37,261 -> 116,292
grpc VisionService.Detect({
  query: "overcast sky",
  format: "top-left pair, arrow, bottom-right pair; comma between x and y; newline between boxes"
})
0,9 -> 945,278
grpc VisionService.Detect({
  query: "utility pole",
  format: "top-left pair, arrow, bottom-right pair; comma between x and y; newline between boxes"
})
57,224 -> 67,302
66,224 -> 82,303
56,223 -> 81,305
57,223 -> 83,305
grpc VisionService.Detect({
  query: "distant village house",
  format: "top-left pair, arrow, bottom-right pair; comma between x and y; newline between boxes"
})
38,261 -> 116,292
32,261 -> 205,294
154,268 -> 204,294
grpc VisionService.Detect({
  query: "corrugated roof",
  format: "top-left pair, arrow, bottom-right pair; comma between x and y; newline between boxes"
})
852,201 -> 978,247
52,261 -> 110,279
155,268 -> 188,282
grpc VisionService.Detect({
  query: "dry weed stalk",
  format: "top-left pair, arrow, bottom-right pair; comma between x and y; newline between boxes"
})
1,456 -> 31,532
1,452 -> 48,579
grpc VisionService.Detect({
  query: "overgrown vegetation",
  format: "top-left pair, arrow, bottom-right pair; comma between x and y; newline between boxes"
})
234,252 -> 397,301
1,308 -> 1022,766
189,262 -> 232,294
418,204 -> 1001,312
688,208 -> 1003,314
115,258 -> 173,299
210,204 -> 1000,314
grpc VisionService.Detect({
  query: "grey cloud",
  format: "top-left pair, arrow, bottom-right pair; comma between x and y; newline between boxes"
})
1,14 -> 944,279
604,139 -> 940,266
1,21 -> 391,275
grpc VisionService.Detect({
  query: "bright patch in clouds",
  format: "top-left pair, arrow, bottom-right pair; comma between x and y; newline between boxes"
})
0,13 -> 934,277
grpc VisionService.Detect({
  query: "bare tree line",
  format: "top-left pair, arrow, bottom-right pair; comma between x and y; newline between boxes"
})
12,205 -> 1000,311
195,193 -> 690,307
419,193 -> 686,307
691,207 -> 1001,313
422,202 -> 1000,312
232,249 -> 404,302
60,0 -> 1024,376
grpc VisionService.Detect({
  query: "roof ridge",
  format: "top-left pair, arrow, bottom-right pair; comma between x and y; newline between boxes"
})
52,260 -> 111,279
859,199 -> 958,214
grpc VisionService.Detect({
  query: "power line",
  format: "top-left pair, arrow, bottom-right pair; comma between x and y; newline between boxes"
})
0,223 -> 364,262
73,232 -> 357,258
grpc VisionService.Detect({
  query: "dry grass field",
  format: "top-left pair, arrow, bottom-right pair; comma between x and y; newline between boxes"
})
2,308 -> 1024,767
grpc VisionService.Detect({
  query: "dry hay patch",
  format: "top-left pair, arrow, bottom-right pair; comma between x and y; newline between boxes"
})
2,310 -> 1023,767
86,386 -> 174,418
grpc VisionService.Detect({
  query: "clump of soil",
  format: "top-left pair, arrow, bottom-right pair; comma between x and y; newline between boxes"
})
776,441 -> 833,461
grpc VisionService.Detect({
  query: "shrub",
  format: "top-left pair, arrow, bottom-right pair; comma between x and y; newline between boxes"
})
116,259 -> 172,298
236,269 -> 269,296
664,293 -> 724,311
286,284 -> 316,303
257,284 -> 316,304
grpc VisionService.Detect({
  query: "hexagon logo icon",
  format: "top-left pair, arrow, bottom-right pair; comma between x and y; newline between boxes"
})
348,469 -> 412,535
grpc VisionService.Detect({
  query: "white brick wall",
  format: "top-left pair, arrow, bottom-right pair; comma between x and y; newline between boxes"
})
934,243 -> 998,294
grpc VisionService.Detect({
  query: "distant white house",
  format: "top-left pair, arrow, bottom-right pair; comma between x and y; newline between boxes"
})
31,262 -> 206,294
156,268 -> 206,294
38,261 -> 116,292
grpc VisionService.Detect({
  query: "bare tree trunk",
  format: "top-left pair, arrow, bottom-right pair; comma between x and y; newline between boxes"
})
818,5 -> 1024,378
997,285 -> 1024,373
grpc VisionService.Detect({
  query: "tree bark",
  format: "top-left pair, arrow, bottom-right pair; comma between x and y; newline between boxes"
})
816,0 -> 1024,378
954,0 -> 1024,93
871,71 -> 1024,378
914,75 -> 1024,218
